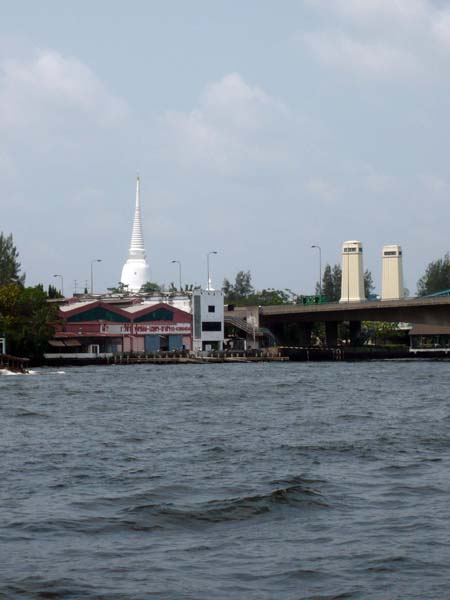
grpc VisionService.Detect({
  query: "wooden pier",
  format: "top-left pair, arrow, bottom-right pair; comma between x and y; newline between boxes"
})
0,354 -> 30,373
43,350 -> 288,367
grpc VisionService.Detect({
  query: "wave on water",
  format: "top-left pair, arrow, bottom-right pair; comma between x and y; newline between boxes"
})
13,408 -> 50,418
121,481 -> 328,528
1,577 -> 102,600
2,362 -> 449,600
5,480 -> 329,537
0,369 -> 20,376
0,368 -> 39,376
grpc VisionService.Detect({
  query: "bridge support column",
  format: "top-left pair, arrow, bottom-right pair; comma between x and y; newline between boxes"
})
349,320 -> 362,346
325,322 -> 338,347
298,323 -> 312,347
270,323 -> 285,345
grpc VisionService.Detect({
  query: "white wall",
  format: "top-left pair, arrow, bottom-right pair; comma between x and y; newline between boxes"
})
340,240 -> 366,303
192,289 -> 224,352
381,245 -> 404,300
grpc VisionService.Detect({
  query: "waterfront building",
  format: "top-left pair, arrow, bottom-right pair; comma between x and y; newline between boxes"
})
409,324 -> 450,354
224,305 -> 276,350
192,289 -> 224,352
120,176 -> 150,292
340,240 -> 366,303
381,245 -> 404,301
45,299 -> 192,359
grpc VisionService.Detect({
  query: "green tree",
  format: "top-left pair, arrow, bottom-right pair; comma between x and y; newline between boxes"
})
223,270 -> 292,306
417,253 -> 450,296
364,269 -> 375,298
316,263 -> 342,302
107,282 -> 129,294
332,264 -> 342,300
47,284 -> 63,299
0,284 -> 59,361
363,322 -> 408,346
223,271 -> 254,302
140,281 -> 161,294
0,232 -> 25,286
249,288 -> 290,305
234,270 -> 254,297
317,264 -> 373,300
222,278 -> 233,299
319,264 -> 333,299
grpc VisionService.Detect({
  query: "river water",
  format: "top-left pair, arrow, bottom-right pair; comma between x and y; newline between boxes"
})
1,362 -> 449,599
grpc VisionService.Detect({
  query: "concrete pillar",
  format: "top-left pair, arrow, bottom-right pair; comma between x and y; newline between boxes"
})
325,322 -> 338,347
381,245 -> 404,300
349,321 -> 362,346
298,323 -> 312,347
270,323 -> 285,345
340,240 -> 366,303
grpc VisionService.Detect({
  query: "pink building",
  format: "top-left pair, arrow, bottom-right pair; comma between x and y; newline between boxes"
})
47,300 -> 192,357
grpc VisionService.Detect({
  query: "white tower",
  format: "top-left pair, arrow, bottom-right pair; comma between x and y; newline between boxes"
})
381,245 -> 404,300
120,176 -> 150,292
340,240 -> 366,303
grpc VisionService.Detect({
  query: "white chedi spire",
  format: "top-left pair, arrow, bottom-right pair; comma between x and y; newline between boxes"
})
120,176 -> 150,292
129,176 -> 145,257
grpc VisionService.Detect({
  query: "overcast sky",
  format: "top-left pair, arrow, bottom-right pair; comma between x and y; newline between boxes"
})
1,0 -> 450,295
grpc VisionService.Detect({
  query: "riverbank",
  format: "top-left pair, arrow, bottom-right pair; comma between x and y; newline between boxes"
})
280,346 -> 450,361
39,345 -> 450,366
43,351 -> 288,366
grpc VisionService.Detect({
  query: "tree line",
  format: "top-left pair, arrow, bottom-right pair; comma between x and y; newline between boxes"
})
0,233 -> 59,361
222,267 -> 374,305
223,254 -> 450,306
2,229 -> 450,359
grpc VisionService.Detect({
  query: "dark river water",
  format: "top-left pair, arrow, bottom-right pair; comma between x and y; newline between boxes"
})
1,362 -> 449,600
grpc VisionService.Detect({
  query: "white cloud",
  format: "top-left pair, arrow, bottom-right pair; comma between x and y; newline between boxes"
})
309,0 -> 429,24
302,0 -> 450,80
0,49 -> 128,138
365,172 -> 399,194
159,73 -> 298,177
431,9 -> 450,51
303,31 -> 418,77
0,47 -> 132,291
421,173 -> 450,196
306,178 -> 339,203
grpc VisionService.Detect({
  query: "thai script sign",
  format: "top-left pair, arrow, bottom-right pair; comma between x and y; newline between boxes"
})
101,323 -> 191,335
134,323 -> 191,334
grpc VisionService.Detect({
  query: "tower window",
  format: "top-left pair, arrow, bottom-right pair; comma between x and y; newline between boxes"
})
208,305 -> 215,313
202,321 -> 222,331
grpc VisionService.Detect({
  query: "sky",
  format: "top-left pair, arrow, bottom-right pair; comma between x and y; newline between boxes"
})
1,0 -> 450,296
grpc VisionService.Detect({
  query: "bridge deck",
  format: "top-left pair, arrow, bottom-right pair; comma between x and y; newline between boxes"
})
261,296 -> 450,316
256,296 -> 450,326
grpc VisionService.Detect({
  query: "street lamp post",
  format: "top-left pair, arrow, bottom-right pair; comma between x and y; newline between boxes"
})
53,274 -> 64,297
90,259 -> 102,294
171,260 -> 182,291
311,245 -> 322,295
206,251 -> 218,291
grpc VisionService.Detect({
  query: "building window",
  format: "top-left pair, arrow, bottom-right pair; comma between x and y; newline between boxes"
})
208,305 -> 215,313
202,321 -> 222,332
384,251 -> 397,256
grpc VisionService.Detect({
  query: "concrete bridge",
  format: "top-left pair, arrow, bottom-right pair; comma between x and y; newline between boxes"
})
227,296 -> 450,346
